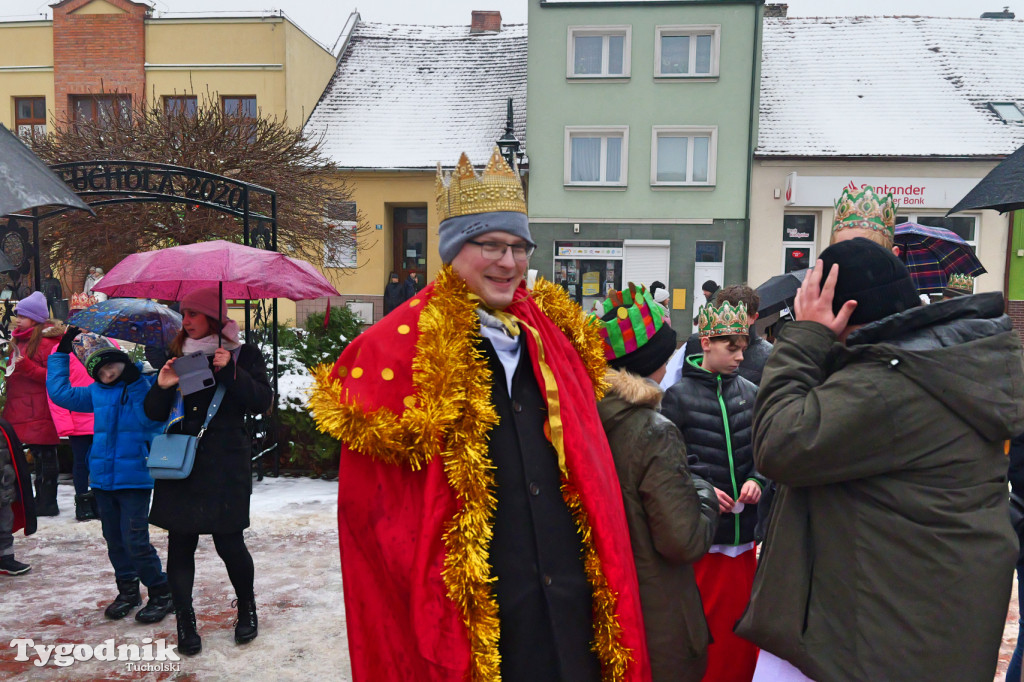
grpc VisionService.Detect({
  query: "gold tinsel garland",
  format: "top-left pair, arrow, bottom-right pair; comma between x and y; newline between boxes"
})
309,266 -> 628,681
530,278 -> 610,400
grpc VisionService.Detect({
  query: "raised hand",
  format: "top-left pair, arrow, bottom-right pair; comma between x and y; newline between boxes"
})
794,259 -> 858,336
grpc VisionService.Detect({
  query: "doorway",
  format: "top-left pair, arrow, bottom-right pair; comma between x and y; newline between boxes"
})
393,207 -> 428,284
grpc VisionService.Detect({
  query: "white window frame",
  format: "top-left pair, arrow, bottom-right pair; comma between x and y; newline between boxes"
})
780,213 -> 818,273
655,25 -> 721,79
564,126 -> 629,188
323,215 -> 358,269
896,212 -> 980,252
567,25 -> 632,79
650,126 -> 717,187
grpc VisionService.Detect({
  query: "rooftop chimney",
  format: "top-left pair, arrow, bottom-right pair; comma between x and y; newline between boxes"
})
764,4 -> 789,18
981,6 -> 1015,18
471,11 -> 502,33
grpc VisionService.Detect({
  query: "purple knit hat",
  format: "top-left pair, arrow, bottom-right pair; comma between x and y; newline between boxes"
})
14,291 -> 49,323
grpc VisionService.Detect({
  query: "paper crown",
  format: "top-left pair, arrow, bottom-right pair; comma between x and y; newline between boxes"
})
698,301 -> 749,338
945,273 -> 974,294
436,147 -> 526,223
832,185 -> 898,237
70,292 -> 97,311
595,283 -> 667,361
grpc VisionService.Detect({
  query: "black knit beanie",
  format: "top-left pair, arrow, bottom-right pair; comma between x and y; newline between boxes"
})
818,238 -> 920,325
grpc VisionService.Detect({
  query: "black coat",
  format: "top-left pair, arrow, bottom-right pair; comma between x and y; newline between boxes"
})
144,344 -> 273,534
661,356 -> 764,546
482,339 -> 601,682
383,281 -> 406,315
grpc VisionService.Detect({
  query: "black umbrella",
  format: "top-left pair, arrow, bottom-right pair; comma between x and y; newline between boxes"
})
0,124 -> 93,218
947,141 -> 1024,215
755,268 -> 810,317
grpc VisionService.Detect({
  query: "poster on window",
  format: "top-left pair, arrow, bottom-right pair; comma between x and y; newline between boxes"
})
581,271 -> 600,296
784,247 -> 811,273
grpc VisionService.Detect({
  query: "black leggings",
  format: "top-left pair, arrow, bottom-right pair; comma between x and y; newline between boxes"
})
166,531 -> 254,609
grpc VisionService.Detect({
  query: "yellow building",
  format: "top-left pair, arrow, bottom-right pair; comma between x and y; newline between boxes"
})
0,0 -> 339,323
301,11 -> 527,325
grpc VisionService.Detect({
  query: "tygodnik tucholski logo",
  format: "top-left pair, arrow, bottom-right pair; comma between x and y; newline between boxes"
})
9,637 -> 181,671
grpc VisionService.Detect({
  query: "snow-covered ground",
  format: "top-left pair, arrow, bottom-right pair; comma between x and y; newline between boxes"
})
0,477 -> 350,681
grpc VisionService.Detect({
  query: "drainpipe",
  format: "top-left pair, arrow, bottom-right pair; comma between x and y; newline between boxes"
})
742,1 -> 764,282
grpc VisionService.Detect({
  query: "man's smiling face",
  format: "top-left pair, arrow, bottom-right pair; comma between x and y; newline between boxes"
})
451,230 -> 529,310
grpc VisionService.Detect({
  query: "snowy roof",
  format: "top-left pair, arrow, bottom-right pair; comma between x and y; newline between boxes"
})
304,19 -> 527,170
758,16 -> 1024,158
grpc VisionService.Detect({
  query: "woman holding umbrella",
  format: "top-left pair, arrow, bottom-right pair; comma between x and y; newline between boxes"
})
143,287 -> 273,656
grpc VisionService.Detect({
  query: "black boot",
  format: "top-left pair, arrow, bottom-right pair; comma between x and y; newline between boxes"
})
135,582 -> 174,623
34,476 -> 59,517
175,605 -> 202,656
104,578 -> 141,619
74,492 -> 98,521
233,596 -> 258,644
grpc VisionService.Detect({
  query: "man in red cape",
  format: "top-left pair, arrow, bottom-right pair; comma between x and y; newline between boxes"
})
311,149 -> 650,681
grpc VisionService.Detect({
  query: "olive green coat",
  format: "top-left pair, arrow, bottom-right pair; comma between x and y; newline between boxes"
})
598,368 -> 719,682
736,294 -> 1024,682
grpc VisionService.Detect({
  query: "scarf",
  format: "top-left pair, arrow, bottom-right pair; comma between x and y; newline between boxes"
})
182,320 -> 241,355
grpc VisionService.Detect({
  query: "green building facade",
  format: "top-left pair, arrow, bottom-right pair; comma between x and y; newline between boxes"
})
526,0 -> 763,329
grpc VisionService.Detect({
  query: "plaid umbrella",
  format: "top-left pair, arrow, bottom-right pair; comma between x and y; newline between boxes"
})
894,222 -> 986,295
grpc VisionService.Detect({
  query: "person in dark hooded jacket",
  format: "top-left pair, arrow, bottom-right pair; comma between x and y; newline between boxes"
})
594,285 -> 719,681
0,415 -> 35,576
383,272 -> 406,315
737,238 -> 1024,682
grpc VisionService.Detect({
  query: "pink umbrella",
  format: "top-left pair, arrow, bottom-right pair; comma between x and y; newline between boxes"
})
93,240 -> 340,301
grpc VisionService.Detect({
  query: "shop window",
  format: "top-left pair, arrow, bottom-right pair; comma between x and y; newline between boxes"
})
324,201 -> 357,269
782,214 -> 816,273
71,94 -> 131,128
655,25 -> 720,78
564,126 -> 629,187
651,126 -> 717,186
554,240 -> 624,310
14,97 -> 45,140
164,95 -> 197,118
896,213 -> 978,250
567,26 -> 631,78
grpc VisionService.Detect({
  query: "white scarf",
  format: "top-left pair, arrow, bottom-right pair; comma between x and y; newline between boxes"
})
183,319 -> 242,355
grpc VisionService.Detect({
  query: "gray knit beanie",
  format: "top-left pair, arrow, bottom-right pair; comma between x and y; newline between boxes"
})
438,211 -> 534,264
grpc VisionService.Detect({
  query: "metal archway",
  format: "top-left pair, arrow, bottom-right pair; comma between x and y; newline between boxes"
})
1,159 -> 281,476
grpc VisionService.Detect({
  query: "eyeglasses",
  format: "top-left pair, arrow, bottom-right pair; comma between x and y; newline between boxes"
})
466,240 -> 536,262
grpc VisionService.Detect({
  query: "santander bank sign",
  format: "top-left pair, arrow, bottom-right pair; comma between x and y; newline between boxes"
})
784,174 -> 978,209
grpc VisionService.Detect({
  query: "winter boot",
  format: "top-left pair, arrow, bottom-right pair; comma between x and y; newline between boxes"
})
233,596 -> 258,644
74,492 -> 98,521
0,555 -> 30,576
34,475 -> 59,517
175,605 -> 202,656
104,578 -> 142,619
135,582 -> 174,624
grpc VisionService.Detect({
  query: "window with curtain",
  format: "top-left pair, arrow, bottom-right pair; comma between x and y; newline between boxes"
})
565,127 -> 629,186
656,26 -> 720,77
651,127 -> 717,186
568,26 -> 631,78
15,97 -> 45,140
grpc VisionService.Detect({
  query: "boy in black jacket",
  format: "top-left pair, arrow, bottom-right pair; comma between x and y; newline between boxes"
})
661,300 -> 765,682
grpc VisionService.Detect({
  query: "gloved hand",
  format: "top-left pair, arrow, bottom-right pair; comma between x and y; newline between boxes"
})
56,325 -> 81,354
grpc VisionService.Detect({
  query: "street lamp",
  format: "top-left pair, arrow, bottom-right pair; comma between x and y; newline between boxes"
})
496,97 -> 524,173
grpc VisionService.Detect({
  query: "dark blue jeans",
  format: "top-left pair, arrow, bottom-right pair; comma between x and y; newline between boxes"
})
94,489 -> 166,588
69,435 -> 92,496
1009,559 -> 1024,682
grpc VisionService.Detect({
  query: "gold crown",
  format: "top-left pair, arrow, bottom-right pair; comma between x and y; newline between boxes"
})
698,301 -> 749,338
832,185 -> 898,237
436,147 -> 526,223
946,273 -> 974,293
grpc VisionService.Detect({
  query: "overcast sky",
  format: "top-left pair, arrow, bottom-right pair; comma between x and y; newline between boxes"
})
0,0 -> 999,50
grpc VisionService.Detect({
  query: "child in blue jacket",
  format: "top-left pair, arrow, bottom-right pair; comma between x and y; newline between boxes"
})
47,327 -> 172,624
